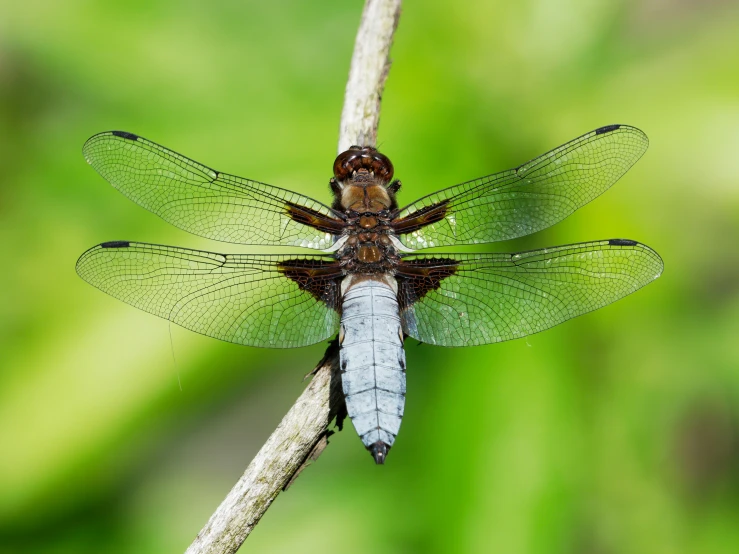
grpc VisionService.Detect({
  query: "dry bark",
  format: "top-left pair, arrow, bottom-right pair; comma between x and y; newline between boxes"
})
338,0 -> 402,153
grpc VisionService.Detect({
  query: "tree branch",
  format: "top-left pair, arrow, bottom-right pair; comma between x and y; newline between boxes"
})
185,2 -> 401,552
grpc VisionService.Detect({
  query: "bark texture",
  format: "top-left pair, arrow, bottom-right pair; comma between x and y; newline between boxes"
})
338,0 -> 402,153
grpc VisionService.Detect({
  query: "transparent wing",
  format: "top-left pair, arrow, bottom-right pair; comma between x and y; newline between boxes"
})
394,125 -> 649,249
397,239 -> 663,346
83,131 -> 344,249
76,241 -> 342,348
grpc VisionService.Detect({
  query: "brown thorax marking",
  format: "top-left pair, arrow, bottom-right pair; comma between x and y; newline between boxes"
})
340,182 -> 393,212
339,212 -> 398,273
359,215 -> 377,229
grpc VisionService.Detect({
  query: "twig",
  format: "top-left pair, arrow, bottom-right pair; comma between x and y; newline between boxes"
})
185,1 -> 401,552
338,0 -> 402,153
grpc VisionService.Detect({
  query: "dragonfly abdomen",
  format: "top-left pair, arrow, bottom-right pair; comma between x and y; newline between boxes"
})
339,278 -> 406,464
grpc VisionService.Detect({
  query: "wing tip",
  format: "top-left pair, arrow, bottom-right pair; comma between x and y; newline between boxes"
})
593,123 -> 649,148
75,241 -> 133,275
82,130 -> 141,161
607,238 -> 664,279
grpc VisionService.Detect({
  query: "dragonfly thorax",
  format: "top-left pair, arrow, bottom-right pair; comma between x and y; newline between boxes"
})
338,182 -> 393,212
337,210 -> 399,274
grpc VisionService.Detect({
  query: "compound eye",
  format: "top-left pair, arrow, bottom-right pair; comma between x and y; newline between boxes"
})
370,152 -> 394,181
333,148 -> 361,180
333,146 -> 394,182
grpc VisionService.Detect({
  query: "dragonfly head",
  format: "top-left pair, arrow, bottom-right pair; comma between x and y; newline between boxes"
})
332,146 -> 398,212
333,145 -> 394,184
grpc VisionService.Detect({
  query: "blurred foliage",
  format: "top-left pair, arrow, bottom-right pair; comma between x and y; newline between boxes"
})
1,0 -> 739,553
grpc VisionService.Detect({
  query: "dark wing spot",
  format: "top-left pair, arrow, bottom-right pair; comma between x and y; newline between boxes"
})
396,257 -> 459,311
101,241 -> 130,248
285,202 -> 346,234
595,124 -> 621,135
608,238 -> 637,246
277,259 -> 343,311
392,200 -> 450,234
111,131 -> 139,141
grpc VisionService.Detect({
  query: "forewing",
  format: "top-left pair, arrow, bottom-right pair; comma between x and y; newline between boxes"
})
76,242 -> 342,348
83,132 -> 344,249
397,240 -> 663,346
394,125 -> 648,249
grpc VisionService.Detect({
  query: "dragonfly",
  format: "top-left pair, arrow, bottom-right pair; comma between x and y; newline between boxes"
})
76,124 -> 663,464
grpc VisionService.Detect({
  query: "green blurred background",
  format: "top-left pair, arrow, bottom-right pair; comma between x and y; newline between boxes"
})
1,0 -> 738,552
